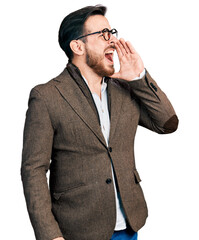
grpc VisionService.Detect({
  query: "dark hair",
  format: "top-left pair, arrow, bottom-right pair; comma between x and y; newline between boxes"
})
58,5 -> 107,61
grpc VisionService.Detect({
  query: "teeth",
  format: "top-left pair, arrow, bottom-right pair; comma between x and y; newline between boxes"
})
105,50 -> 114,54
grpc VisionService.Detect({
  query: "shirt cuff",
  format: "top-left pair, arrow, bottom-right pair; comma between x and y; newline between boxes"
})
132,68 -> 146,81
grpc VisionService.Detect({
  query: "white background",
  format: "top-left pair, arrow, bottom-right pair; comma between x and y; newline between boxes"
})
1,0 -> 199,239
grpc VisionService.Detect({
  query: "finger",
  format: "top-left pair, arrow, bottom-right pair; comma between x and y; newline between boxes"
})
119,38 -> 130,54
114,42 -> 123,59
126,41 -> 137,54
115,40 -> 126,56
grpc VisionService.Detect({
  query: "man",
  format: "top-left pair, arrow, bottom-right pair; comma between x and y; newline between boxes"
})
21,5 -> 178,240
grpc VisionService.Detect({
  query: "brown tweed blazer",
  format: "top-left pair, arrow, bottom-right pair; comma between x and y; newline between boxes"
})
21,63 -> 178,240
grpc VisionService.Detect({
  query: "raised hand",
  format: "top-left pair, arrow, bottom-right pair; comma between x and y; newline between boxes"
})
111,38 -> 144,81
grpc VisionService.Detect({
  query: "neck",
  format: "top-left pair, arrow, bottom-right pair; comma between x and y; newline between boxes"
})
72,58 -> 102,97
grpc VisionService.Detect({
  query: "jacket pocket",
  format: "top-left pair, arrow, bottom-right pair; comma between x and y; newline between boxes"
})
53,183 -> 85,200
133,169 -> 142,184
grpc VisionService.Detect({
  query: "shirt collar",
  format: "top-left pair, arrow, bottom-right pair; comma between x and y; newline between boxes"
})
82,76 -> 107,94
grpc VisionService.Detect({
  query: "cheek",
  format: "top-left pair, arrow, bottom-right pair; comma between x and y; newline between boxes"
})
89,41 -> 106,56
94,46 -> 104,56
94,49 -> 105,62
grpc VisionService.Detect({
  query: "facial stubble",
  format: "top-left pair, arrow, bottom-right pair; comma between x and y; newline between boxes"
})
85,46 -> 115,77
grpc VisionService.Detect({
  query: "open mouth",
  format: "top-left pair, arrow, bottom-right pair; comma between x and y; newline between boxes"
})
105,49 -> 114,64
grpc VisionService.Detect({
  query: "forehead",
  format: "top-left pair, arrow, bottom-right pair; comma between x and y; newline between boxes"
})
84,15 -> 111,32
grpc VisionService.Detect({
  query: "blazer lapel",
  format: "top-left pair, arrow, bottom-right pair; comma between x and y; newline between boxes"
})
55,67 -> 107,148
107,78 -> 124,145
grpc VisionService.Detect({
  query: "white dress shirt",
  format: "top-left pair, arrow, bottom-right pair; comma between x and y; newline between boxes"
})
82,69 -> 145,230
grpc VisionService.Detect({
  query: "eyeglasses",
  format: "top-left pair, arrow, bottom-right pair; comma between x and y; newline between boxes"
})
76,28 -> 118,41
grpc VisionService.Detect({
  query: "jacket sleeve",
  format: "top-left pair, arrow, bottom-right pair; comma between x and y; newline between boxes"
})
129,70 -> 179,134
21,88 -> 63,240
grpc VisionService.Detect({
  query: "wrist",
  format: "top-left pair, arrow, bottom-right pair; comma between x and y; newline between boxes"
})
132,68 -> 146,81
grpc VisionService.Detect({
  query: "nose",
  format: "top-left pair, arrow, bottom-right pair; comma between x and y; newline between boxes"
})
108,34 -> 117,45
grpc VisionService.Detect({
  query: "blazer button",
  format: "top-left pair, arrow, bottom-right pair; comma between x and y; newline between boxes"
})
108,147 -> 112,152
106,178 -> 112,184
150,82 -> 157,92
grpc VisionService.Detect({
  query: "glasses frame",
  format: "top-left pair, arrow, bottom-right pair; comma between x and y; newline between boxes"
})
76,28 -> 118,41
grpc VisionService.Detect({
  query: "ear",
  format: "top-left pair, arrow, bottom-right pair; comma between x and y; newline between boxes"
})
70,40 -> 85,56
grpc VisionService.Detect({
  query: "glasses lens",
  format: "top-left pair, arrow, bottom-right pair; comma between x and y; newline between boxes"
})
102,29 -> 109,41
102,28 -> 118,41
112,29 -> 118,38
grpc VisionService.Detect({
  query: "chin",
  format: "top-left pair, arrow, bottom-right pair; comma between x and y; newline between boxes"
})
106,65 -> 115,76
92,60 -> 115,77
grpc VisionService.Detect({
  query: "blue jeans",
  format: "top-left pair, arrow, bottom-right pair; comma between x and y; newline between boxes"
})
110,227 -> 138,240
